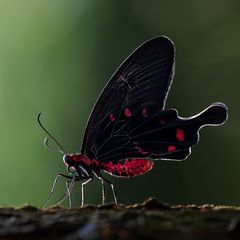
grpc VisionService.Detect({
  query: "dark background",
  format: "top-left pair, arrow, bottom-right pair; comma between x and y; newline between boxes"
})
0,0 -> 238,207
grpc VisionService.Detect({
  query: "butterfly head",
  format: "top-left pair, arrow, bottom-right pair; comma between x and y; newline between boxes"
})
63,154 -> 76,174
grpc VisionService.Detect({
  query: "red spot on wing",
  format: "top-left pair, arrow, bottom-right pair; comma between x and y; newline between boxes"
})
109,113 -> 116,121
142,107 -> 148,118
124,108 -> 132,117
168,145 -> 176,152
101,159 -> 153,178
176,128 -> 184,141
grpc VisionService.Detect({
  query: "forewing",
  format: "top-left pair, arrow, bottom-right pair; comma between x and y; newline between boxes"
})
81,36 -> 175,158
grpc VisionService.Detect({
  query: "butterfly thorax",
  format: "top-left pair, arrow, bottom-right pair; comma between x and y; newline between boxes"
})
63,154 -> 101,177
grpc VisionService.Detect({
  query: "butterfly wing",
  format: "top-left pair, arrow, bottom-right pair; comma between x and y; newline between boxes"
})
81,36 -> 175,158
80,36 -> 228,178
91,102 -> 227,163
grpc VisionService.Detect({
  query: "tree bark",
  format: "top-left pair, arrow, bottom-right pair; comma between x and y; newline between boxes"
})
0,198 -> 239,240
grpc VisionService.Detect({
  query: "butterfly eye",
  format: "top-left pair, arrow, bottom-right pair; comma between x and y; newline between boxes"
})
67,166 -> 76,174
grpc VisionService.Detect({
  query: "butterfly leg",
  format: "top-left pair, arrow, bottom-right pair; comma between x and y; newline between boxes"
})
101,178 -> 106,205
94,174 -> 106,204
53,178 -> 76,208
66,177 -> 76,209
54,180 -> 73,207
102,176 -> 118,205
95,173 -> 118,205
41,174 -> 73,208
81,177 -> 93,207
54,176 -> 87,208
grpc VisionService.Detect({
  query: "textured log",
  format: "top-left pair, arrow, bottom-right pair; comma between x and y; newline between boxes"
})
0,198 -> 239,239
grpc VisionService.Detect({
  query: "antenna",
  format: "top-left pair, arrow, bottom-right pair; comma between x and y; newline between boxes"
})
37,113 -> 67,155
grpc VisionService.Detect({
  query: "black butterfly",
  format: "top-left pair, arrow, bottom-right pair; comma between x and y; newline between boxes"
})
38,36 -> 228,208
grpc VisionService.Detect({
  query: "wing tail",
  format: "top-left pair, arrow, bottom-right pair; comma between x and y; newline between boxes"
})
192,102 -> 228,128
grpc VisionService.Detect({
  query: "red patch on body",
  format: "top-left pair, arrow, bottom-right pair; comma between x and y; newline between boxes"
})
91,159 -> 100,167
69,155 -> 93,166
176,128 -> 184,141
109,113 -> 115,121
101,158 -> 153,178
168,145 -> 176,152
124,108 -> 132,117
142,107 -> 148,118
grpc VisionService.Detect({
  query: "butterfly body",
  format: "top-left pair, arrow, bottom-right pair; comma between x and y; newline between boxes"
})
64,154 -> 154,178
39,36 -> 228,207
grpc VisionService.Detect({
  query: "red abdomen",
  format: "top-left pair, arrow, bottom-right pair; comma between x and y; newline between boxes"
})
100,158 -> 154,178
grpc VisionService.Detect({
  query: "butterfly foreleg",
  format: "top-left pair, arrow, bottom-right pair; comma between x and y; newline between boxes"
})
66,177 -> 77,209
54,179 -> 73,207
41,174 -> 73,208
53,177 -> 77,208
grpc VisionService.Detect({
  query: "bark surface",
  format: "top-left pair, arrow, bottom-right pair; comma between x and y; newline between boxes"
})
1,198 -> 240,240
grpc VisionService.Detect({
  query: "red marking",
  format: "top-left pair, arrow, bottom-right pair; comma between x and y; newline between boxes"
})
168,145 -> 176,152
124,108 -> 132,117
176,128 -> 184,141
135,145 -> 149,155
69,155 -> 82,162
142,107 -> 148,118
80,155 -> 91,166
91,159 -> 100,167
101,159 -> 154,178
109,113 -> 115,121
68,155 -> 95,167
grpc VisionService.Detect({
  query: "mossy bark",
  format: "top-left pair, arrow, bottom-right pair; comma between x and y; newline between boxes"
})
0,198 -> 240,240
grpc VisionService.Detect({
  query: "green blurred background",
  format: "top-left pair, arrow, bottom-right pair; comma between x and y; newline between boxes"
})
0,0 -> 238,207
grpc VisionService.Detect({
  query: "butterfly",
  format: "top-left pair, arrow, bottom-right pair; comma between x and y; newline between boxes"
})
38,36 -> 228,208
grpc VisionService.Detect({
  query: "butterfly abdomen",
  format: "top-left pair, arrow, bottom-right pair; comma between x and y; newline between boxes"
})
101,158 -> 154,177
